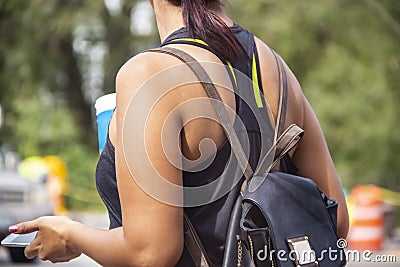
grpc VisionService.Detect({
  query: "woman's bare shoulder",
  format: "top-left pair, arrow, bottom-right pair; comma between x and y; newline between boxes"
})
116,51 -> 176,92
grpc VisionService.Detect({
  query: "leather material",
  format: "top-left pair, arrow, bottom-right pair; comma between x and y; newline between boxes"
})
184,213 -> 212,267
243,172 -> 345,267
254,124 -> 304,178
222,195 -> 243,267
270,49 -> 289,172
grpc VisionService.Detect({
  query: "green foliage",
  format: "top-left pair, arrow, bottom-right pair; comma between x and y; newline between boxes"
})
231,0 -> 400,190
60,145 -> 103,211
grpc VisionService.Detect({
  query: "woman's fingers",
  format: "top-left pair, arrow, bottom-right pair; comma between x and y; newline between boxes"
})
24,236 -> 41,259
7,218 -> 43,259
9,219 -> 40,234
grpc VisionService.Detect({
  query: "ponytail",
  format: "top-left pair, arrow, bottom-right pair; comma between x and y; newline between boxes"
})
177,0 -> 241,62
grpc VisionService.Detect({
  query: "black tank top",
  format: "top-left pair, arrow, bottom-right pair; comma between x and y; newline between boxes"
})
96,24 -> 297,266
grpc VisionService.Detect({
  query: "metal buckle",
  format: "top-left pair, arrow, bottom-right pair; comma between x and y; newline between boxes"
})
287,236 -> 318,267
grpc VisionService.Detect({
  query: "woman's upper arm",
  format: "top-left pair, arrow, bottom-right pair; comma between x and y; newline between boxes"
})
114,53 -> 184,266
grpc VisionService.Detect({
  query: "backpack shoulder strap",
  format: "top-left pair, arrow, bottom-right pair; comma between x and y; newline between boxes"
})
270,48 -> 288,138
183,213 -> 211,267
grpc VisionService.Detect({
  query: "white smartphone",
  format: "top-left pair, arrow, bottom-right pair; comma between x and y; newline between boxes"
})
1,231 -> 37,247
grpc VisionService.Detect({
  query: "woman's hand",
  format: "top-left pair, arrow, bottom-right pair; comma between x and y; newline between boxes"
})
10,216 -> 82,263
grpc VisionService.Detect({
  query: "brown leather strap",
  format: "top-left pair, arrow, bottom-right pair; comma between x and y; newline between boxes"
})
270,124 -> 304,171
271,49 -> 288,138
183,213 -> 211,267
269,49 -> 291,171
254,124 -> 304,177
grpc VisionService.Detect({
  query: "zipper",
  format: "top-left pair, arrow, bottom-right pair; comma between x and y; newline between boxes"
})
247,235 -> 255,264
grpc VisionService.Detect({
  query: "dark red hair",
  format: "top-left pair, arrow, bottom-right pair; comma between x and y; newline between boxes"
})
169,0 -> 240,62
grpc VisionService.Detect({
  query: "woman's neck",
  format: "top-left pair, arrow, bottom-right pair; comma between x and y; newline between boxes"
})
153,1 -> 233,42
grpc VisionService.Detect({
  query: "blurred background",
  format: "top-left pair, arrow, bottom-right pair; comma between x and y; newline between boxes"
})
0,0 -> 399,265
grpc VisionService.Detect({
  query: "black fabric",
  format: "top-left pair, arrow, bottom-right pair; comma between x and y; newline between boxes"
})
95,24 -> 297,266
95,134 -> 122,229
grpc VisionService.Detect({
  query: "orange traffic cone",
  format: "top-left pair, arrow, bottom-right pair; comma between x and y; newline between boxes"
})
347,185 -> 384,251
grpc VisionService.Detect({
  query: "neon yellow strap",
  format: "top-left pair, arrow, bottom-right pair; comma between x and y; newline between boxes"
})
252,53 -> 264,108
227,61 -> 238,86
172,38 -> 209,47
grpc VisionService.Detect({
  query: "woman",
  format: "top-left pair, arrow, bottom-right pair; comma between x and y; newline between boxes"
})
9,0 -> 349,266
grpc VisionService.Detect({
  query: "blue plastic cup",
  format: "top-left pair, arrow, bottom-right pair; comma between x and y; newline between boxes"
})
94,93 -> 116,153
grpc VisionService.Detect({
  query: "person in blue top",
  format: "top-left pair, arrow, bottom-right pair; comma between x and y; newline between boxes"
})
9,0 -> 349,266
